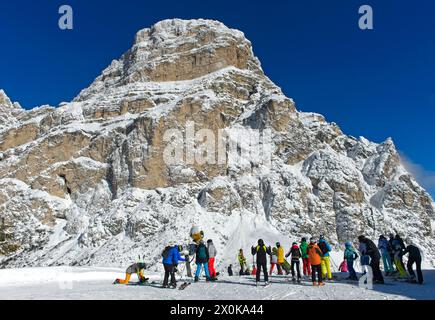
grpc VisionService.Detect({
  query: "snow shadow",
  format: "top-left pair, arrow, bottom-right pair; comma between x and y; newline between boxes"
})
332,270 -> 435,300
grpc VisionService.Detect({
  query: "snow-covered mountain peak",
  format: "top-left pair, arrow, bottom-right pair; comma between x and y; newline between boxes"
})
74,19 -> 262,103
1,20 -> 434,268
0,89 -> 21,110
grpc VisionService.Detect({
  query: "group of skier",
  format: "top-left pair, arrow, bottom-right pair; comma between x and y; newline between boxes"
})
114,231 -> 424,288
238,234 -> 424,287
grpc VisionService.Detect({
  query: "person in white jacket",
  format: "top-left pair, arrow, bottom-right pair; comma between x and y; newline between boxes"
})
207,239 -> 218,279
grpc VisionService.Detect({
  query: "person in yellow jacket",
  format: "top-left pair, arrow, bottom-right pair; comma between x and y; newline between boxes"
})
318,235 -> 333,280
237,249 -> 249,275
276,242 -> 290,275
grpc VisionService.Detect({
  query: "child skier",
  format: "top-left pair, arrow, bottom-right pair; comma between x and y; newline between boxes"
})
318,235 -> 332,280
238,249 -> 248,275
207,239 -> 218,280
286,242 -> 302,283
251,239 -> 272,286
343,242 -> 358,280
228,264 -> 233,276
307,238 -> 324,286
162,244 -> 186,288
114,262 -> 147,285
300,237 -> 311,277
269,247 -> 278,275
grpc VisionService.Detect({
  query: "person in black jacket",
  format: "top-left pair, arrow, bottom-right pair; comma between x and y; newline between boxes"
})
403,240 -> 423,284
358,235 -> 384,284
251,239 -> 271,285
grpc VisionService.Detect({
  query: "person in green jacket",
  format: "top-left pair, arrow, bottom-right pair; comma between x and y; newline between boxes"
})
300,237 -> 311,276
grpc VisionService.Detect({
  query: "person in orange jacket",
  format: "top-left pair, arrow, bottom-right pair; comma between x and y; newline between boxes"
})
307,237 -> 324,286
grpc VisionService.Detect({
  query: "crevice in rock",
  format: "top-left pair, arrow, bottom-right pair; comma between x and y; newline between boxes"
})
58,174 -> 72,195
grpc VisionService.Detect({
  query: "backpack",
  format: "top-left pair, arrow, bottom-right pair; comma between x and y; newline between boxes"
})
198,244 -> 207,260
162,246 -> 171,259
318,242 -> 329,255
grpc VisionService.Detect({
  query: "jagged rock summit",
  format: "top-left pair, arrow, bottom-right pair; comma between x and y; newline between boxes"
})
0,19 -> 434,268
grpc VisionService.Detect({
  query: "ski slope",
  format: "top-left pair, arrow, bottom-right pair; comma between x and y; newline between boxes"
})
0,267 -> 434,300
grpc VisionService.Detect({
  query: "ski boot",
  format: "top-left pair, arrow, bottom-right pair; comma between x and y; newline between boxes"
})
297,277 -> 301,284
292,277 -> 296,283
265,281 -> 269,286
194,276 -> 199,283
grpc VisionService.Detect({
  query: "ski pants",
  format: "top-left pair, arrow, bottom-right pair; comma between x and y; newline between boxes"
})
195,262 -> 210,279
407,257 -> 423,284
256,262 -> 268,282
394,257 -> 408,277
302,258 -> 311,276
208,257 -> 216,278
276,263 -> 283,275
381,252 -> 394,273
163,264 -> 176,287
370,257 -> 384,282
291,260 -> 301,279
347,259 -> 357,279
239,262 -> 245,275
269,263 -> 276,275
321,256 -> 332,280
311,264 -> 323,283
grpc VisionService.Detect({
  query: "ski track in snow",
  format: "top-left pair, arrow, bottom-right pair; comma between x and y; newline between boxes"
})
0,267 -> 434,300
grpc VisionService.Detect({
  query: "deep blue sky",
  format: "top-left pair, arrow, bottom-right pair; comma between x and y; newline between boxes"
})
0,0 -> 434,197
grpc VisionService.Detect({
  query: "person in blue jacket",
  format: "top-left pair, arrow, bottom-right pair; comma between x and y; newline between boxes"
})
162,244 -> 186,288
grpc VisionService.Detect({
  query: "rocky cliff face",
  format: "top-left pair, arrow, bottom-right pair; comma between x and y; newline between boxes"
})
0,19 -> 434,268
